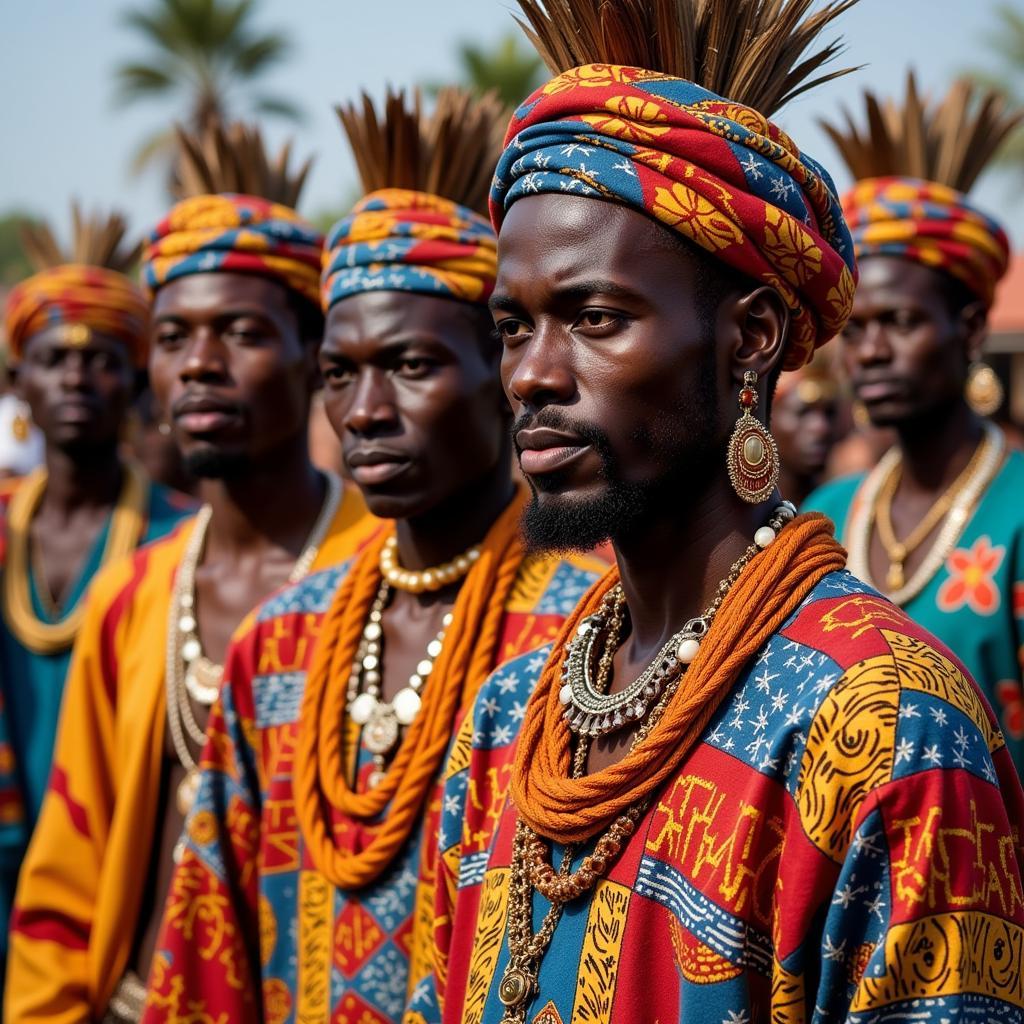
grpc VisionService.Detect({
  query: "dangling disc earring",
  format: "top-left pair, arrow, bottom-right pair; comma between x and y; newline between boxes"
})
727,370 -> 779,504
965,361 -> 1003,417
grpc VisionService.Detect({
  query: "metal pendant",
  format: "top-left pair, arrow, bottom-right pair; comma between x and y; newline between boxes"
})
498,964 -> 534,1008
176,766 -> 201,817
363,707 -> 400,755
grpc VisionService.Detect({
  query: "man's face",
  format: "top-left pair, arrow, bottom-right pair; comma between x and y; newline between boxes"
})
15,328 -> 135,453
839,256 -> 973,429
149,273 -> 316,477
320,290 -> 509,521
491,194 -> 725,551
773,378 -> 839,481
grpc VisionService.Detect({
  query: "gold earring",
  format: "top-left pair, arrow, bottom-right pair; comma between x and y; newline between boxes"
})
727,370 -> 779,504
11,404 -> 30,443
965,361 -> 1003,417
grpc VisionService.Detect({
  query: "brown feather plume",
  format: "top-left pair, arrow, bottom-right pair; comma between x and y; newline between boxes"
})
334,87 -> 507,216
172,118 -> 313,208
820,71 -> 1024,192
19,201 -> 139,274
513,0 -> 862,116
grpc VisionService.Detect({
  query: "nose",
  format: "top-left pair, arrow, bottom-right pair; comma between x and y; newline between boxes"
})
502,322 -> 576,411
343,366 -> 397,436
179,327 -> 229,383
850,321 -> 892,366
59,350 -> 88,390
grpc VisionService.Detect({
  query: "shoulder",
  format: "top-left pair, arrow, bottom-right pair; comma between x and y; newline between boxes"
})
734,571 -> 1009,858
506,549 -> 608,617
802,473 -> 864,519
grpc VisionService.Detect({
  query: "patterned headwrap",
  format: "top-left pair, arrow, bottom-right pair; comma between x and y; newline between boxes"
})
142,193 -> 323,306
491,64 -> 858,370
321,188 -> 497,312
4,265 -> 150,366
841,176 -> 1010,307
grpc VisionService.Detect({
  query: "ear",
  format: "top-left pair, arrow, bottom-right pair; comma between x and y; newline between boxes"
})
723,285 -> 790,395
959,300 -> 989,363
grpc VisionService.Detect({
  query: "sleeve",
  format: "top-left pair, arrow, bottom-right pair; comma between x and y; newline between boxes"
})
141,630 -> 265,1024
4,570 -> 125,1024
804,685 -> 1024,1020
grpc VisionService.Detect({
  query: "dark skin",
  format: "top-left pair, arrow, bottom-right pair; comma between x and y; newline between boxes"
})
839,255 -> 992,590
774,377 -> 839,506
320,289 -> 514,705
133,271 -> 326,977
492,195 -> 789,773
11,327 -> 136,607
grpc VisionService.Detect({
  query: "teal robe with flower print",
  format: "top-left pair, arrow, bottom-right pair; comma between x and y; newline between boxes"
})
807,448 -> 1024,779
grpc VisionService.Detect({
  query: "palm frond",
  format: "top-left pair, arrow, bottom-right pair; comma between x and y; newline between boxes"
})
334,87 -> 507,215
172,117 -> 313,207
19,202 -> 139,273
512,0 -> 861,115
820,70 -> 1024,191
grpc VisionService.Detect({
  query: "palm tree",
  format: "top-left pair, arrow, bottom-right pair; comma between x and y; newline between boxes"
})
965,2 -> 1024,177
427,32 -> 546,110
114,0 -> 300,175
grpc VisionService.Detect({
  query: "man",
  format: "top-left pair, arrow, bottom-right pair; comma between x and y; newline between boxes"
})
808,74 -> 1024,776
773,353 -> 840,506
5,125 -> 374,1022
434,4 -> 1024,1024
0,207 -> 191,977
141,89 -> 604,1024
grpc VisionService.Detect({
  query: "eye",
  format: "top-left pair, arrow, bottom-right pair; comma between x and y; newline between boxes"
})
322,364 -> 356,387
396,357 -> 434,379
573,308 -> 626,336
225,324 -> 263,343
493,318 -> 531,345
888,309 -> 923,332
155,328 -> 186,349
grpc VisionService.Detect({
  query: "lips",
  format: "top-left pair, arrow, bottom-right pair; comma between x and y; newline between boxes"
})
854,379 -> 905,403
345,448 -> 412,486
515,426 -> 592,476
53,399 -> 99,423
173,393 -> 242,434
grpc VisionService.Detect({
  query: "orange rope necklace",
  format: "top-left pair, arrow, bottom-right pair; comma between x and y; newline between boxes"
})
295,492 -> 526,889
510,513 -> 847,845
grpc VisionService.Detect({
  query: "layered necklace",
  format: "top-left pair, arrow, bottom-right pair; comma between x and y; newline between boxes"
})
498,503 -> 796,1023
165,473 -> 341,833
346,536 -> 481,788
2,463 -> 148,654
846,422 -> 1004,605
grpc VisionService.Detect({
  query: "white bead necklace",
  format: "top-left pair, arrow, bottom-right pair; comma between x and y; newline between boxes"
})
346,579 -> 452,788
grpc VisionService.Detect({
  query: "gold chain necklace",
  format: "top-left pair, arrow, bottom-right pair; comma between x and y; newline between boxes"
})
165,473 -> 342,838
847,423 -> 1005,603
1,463 -> 148,654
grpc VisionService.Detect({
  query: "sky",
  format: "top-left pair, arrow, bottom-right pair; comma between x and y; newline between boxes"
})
2,0 -> 1022,243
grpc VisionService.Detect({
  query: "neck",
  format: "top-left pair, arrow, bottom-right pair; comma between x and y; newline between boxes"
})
777,466 -> 816,509
612,476 -> 774,657
894,398 -> 984,492
201,435 -> 326,560
41,442 -> 124,512
394,462 -> 517,571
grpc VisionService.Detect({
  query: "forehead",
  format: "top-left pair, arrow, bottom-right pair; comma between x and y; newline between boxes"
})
151,271 -> 290,320
21,325 -> 131,361
323,290 -> 483,355
494,194 -> 695,297
852,255 -> 945,311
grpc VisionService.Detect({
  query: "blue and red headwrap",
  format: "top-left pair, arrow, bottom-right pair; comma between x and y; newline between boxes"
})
321,188 -> 497,312
491,64 -> 858,369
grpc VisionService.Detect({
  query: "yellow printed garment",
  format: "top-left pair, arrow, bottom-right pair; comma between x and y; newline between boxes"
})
5,483 -> 373,1024
141,551 -> 604,1024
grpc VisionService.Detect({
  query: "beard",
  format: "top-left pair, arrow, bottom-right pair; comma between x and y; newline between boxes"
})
517,342 -> 720,553
183,447 -> 251,479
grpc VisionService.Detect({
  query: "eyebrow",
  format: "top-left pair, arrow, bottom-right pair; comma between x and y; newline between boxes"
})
153,308 -> 274,324
489,279 -> 643,313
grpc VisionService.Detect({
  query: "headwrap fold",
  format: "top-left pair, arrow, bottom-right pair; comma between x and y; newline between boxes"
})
4,265 -> 150,366
841,176 -> 1009,307
142,193 -> 323,306
321,188 -> 497,311
491,64 -> 857,369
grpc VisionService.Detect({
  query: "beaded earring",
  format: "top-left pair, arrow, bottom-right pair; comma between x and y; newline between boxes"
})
727,370 -> 779,504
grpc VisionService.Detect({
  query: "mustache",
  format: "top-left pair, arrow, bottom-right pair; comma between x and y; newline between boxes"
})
511,409 -> 613,460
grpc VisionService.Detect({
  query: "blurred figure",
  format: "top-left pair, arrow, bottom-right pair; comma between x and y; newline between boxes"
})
773,353 -> 840,505
0,386 -> 43,480
126,386 -> 197,496
808,74 -> 1024,776
0,205 -> 192,993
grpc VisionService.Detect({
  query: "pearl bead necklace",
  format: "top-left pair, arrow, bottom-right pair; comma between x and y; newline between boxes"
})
379,535 -> 481,593
559,502 -> 796,737
346,579 -> 453,787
